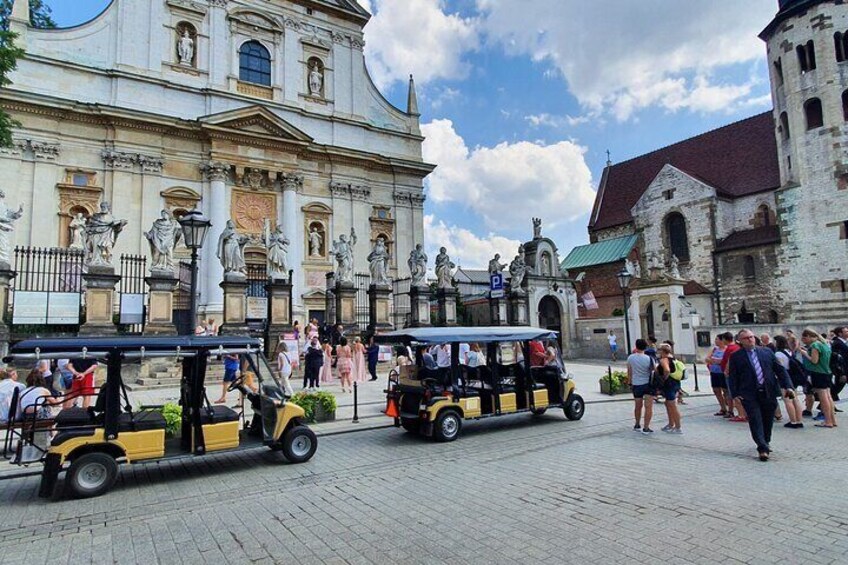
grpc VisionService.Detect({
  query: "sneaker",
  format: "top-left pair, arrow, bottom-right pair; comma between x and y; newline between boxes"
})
670,428 -> 683,435
835,406 -> 843,413
641,427 -> 654,435
802,410 -> 813,417
813,412 -> 825,421
662,425 -> 673,432
633,424 -> 642,431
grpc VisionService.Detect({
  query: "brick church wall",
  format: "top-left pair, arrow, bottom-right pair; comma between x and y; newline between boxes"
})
717,246 -> 781,324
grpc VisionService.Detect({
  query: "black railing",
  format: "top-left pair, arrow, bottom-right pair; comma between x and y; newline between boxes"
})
354,273 -> 370,332
10,246 -> 84,334
392,277 -> 411,329
118,254 -> 147,334
173,260 -> 192,335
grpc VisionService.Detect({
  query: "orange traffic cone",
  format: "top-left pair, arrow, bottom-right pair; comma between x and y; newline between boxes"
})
385,397 -> 399,418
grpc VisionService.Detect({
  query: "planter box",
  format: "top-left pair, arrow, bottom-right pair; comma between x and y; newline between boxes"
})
314,404 -> 336,422
598,378 -> 630,396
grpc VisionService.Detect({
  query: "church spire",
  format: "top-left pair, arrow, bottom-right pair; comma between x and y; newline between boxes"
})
407,74 -> 420,116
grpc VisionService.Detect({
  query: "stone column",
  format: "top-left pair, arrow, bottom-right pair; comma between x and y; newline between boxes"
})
0,268 -> 16,357
30,141 -> 61,247
409,284 -> 431,327
489,295 -> 508,326
368,283 -> 393,332
265,277 -> 293,341
80,267 -> 121,336
508,291 -> 529,326
202,162 -> 229,318
334,280 -> 358,332
218,277 -> 249,335
281,173 -> 303,316
436,287 -> 458,327
144,275 -> 179,335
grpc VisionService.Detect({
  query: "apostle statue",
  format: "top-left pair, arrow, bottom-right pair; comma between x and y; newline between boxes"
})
667,254 -> 681,279
308,61 -> 323,96
265,225 -> 290,280
144,209 -> 182,275
488,253 -> 506,275
367,237 -> 391,286
217,220 -> 249,277
532,217 -> 542,239
0,190 -> 22,268
84,201 -> 127,268
177,29 -> 194,66
508,254 -> 528,292
434,247 -> 455,289
69,213 -> 86,250
308,225 -> 323,257
408,243 -> 428,286
331,227 -> 357,283
625,257 -> 642,279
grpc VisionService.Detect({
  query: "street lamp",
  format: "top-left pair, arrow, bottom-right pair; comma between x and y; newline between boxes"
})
178,209 -> 211,335
616,268 -> 633,353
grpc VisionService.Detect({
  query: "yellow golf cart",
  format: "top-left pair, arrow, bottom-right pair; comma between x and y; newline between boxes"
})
378,327 -> 585,441
3,336 -> 316,499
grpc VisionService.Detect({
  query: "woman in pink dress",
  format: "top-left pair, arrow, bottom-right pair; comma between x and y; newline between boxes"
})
351,337 -> 367,383
320,339 -> 334,384
336,337 -> 353,392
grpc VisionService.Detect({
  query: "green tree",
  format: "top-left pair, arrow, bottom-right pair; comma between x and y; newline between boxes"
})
0,1 -> 55,147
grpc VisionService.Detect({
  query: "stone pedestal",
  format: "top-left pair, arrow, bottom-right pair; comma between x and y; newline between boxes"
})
334,281 -> 358,331
144,275 -> 179,335
508,292 -> 529,326
489,295 -> 508,326
265,278 -> 293,339
0,268 -> 16,356
80,267 -> 121,336
436,287 -> 458,327
409,284 -> 431,327
368,284 -> 393,332
218,277 -> 249,335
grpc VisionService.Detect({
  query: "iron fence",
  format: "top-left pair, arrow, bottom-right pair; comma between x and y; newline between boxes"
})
173,260 -> 192,335
392,277 -> 411,329
325,272 -> 336,326
354,273 -> 370,332
118,254 -> 147,334
10,246 -> 84,334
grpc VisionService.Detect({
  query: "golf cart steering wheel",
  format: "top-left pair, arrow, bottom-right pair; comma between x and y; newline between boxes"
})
227,374 -> 245,392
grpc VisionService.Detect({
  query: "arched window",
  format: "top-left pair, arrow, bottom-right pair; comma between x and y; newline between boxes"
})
755,204 -> 772,227
774,58 -> 784,86
768,309 -> 779,324
779,112 -> 790,141
743,255 -> 756,280
797,40 -> 816,72
837,31 -> 848,62
665,212 -> 689,262
805,98 -> 824,130
239,41 -> 271,86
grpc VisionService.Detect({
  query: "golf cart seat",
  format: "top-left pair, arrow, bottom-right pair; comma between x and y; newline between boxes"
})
118,409 -> 167,432
200,405 -> 240,424
54,407 -> 94,429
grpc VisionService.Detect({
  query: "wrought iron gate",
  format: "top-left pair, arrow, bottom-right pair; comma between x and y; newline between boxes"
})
173,261 -> 192,335
118,254 -> 147,334
11,246 -> 84,336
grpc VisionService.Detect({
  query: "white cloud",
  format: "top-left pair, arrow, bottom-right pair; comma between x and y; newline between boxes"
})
424,215 -> 522,270
364,0 -> 479,90
421,119 -> 596,230
477,0 -> 774,120
524,113 -> 590,128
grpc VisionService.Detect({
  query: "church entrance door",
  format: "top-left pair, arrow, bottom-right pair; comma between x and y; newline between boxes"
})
538,295 -> 562,345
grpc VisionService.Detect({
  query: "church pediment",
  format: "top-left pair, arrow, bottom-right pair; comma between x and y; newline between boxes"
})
199,106 -> 313,144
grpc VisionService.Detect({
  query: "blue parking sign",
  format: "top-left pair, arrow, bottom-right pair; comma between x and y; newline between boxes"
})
490,273 -> 504,298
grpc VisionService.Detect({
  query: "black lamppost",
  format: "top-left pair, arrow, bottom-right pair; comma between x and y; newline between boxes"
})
616,268 -> 633,353
178,209 -> 211,335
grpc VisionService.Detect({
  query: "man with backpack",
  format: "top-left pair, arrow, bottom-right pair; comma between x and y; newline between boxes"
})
829,326 -> 847,404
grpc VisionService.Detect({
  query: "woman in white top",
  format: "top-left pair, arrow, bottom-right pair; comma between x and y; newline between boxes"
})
275,342 -> 295,397
466,343 -> 485,368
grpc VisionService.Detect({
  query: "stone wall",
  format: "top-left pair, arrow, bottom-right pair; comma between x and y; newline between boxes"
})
573,317 -> 625,359
716,245 -> 781,324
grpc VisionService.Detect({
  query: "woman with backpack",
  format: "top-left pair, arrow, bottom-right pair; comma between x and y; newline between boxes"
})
656,344 -> 683,434
774,335 -> 804,428
799,329 -> 836,428
705,335 -> 729,416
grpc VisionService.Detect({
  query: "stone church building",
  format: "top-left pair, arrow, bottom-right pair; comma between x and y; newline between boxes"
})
577,0 -> 848,331
2,0 -> 431,324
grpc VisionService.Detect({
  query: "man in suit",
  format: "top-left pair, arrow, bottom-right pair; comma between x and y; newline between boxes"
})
727,329 -> 794,461
830,326 -> 848,402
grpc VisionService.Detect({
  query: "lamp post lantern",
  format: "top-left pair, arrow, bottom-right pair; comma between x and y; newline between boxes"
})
616,268 -> 633,354
178,209 -> 211,335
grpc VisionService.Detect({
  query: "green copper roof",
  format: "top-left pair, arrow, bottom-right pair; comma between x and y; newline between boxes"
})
560,235 -> 637,271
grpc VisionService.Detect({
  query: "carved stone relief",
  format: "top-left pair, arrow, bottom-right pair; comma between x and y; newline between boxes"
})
231,189 -> 277,235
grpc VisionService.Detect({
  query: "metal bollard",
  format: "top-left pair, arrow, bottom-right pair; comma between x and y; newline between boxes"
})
608,366 -> 614,397
352,381 -> 360,423
693,363 -> 700,392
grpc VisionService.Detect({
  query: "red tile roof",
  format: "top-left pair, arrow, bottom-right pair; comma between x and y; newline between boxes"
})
714,225 -> 781,253
589,112 -> 781,232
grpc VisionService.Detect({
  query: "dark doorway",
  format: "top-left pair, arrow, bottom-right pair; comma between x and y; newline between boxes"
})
538,295 -> 561,332
308,310 -> 325,326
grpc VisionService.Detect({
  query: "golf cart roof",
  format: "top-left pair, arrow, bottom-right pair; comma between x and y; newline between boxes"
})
375,326 -> 558,345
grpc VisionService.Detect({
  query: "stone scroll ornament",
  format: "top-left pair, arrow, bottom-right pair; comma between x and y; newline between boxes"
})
217,220 -> 249,278
408,243 -> 428,286
84,201 -> 127,268
367,237 -> 391,286
144,210 -> 182,275
434,247 -> 455,289
265,225 -> 290,280
0,191 -> 23,268
331,227 -> 357,283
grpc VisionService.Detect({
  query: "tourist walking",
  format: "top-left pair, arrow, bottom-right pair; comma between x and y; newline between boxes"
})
336,337 -> 353,392
608,330 -> 618,361
799,329 -> 836,428
215,353 -> 239,404
304,337 -> 324,391
774,334 -> 804,428
656,344 -> 683,433
320,339 -> 334,384
366,335 -> 380,381
66,356 -> 98,409
352,337 -> 367,383
727,329 -> 794,461
829,326 -> 847,403
705,335 -> 729,416
275,341 -> 294,398
627,339 -> 656,434
720,331 -> 746,422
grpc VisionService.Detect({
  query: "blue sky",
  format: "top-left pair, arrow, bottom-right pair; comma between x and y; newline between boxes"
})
45,0 -> 779,268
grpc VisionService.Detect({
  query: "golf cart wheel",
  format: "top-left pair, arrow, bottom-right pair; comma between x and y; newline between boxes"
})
400,417 -> 421,434
564,394 -> 585,421
281,425 -> 317,463
66,452 -> 118,499
433,410 -> 462,442
530,407 -> 548,416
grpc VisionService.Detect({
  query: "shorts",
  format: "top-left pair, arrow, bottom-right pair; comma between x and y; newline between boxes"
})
610,344 -> 618,352
224,368 -> 238,383
809,371 -> 832,391
710,372 -> 727,389
70,373 -> 95,396
662,379 -> 681,401
632,384 -> 655,398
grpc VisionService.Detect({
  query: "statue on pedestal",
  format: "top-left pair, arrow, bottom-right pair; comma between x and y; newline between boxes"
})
217,220 -> 249,277
488,253 -> 506,275
308,225 -> 323,257
69,213 -> 86,250
331,227 -> 357,283
434,247 -> 455,289
367,237 -> 391,286
509,254 -> 528,292
625,257 -> 642,279
532,217 -> 542,239
408,244 -> 428,286
308,61 -> 323,96
265,225 -> 290,280
144,210 -> 182,275
85,201 -> 127,268
0,191 -> 22,267
667,254 -> 681,279
177,29 -> 194,66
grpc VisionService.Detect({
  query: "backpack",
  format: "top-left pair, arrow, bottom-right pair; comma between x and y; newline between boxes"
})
782,350 -> 807,388
668,359 -> 686,381
830,349 -> 847,384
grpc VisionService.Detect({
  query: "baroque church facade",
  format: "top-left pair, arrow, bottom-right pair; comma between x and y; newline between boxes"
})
584,0 -> 848,327
2,0 -> 431,323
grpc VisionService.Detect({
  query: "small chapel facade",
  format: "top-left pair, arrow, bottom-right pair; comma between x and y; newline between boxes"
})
2,0 -> 431,325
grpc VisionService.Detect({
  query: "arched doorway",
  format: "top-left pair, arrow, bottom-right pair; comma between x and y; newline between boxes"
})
538,295 -> 561,333
642,300 -> 670,343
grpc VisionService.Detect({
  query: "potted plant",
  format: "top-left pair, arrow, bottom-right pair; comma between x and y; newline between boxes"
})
290,390 -> 338,422
598,370 -> 630,395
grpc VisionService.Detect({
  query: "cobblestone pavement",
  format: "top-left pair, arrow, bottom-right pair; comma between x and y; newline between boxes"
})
0,395 -> 846,564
